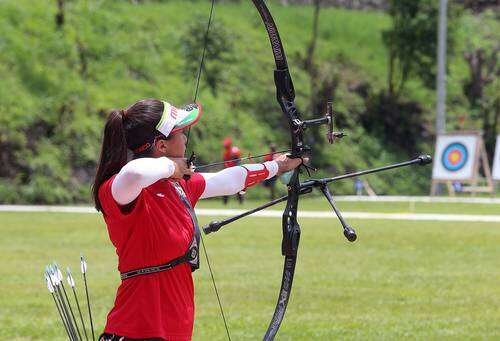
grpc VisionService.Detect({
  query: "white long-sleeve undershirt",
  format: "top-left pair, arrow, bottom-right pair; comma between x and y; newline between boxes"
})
111,157 -> 176,205
111,157 -> 278,205
199,161 -> 278,199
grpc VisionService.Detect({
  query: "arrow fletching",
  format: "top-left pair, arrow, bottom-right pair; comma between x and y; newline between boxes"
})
45,273 -> 55,293
66,267 -> 75,288
48,266 -> 60,285
54,262 -> 64,283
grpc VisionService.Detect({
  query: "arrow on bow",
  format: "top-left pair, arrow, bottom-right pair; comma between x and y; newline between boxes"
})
194,149 -> 292,171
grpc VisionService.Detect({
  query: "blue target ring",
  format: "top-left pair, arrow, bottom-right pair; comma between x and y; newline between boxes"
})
441,142 -> 468,171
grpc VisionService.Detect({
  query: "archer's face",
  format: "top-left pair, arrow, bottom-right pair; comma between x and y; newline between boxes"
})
155,131 -> 187,158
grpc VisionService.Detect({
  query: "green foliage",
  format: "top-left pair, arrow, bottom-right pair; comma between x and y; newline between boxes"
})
383,0 -> 461,92
181,15 -> 236,96
363,91 -> 428,153
458,9 -> 499,157
0,0 -> 492,204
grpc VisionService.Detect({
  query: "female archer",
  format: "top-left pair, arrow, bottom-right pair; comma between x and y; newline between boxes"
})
92,98 -> 302,341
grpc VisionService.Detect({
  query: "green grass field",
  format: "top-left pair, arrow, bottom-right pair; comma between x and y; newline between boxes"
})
1,200 -> 499,340
198,196 -> 500,215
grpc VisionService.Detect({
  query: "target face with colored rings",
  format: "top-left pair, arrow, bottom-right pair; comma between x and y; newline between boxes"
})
441,142 -> 468,171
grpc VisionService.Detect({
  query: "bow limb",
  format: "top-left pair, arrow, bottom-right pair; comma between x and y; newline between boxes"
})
251,1 -> 303,340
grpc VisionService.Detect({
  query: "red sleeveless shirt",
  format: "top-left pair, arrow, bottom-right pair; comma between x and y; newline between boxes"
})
98,173 -> 206,340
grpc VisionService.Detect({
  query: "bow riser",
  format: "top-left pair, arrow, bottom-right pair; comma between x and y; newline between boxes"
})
282,169 -> 301,257
277,99 -> 307,155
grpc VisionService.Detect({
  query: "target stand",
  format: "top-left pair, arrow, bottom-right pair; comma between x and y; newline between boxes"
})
493,135 -> 500,192
431,131 -> 494,196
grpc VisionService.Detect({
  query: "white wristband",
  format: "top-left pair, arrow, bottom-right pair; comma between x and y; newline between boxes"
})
263,161 -> 279,179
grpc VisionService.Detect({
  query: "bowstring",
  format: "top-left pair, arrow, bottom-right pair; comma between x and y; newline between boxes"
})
200,236 -> 232,341
185,0 -> 216,148
188,1 -> 232,340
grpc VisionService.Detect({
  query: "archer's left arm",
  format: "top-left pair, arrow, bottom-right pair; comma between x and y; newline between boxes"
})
199,161 -> 278,199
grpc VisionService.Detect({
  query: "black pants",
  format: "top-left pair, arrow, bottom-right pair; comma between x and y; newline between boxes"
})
222,192 -> 244,205
99,333 -> 164,341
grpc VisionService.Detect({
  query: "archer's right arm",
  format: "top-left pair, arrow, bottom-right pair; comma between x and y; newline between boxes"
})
111,157 -> 191,205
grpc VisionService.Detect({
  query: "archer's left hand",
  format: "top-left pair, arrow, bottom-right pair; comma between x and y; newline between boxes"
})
274,154 -> 309,175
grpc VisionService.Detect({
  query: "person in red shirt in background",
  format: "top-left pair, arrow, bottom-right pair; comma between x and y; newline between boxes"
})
222,137 -> 244,205
92,98 -> 302,341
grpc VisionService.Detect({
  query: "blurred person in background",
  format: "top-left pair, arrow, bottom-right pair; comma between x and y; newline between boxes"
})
222,137 -> 245,205
92,98 -> 302,341
354,178 -> 363,196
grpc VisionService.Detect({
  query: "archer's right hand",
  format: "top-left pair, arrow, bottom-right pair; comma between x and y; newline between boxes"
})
170,158 -> 194,179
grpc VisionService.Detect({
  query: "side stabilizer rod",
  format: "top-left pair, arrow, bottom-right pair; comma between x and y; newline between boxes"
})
203,187 -> 313,234
301,154 -> 432,188
318,184 -> 357,242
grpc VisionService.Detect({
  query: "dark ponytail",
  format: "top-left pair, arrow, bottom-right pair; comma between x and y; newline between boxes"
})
92,99 -> 164,212
92,109 -> 128,211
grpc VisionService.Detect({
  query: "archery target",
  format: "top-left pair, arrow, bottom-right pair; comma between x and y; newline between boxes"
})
493,135 -> 500,180
441,143 -> 468,171
432,134 -> 478,180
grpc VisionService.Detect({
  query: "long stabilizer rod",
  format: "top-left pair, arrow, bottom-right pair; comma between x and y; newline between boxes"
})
203,154 -> 432,235
302,154 -> 432,188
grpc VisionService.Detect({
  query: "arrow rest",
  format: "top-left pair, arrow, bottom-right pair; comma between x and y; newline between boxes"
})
298,160 -> 316,177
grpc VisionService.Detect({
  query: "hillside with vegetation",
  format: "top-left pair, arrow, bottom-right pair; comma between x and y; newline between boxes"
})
0,0 -> 498,204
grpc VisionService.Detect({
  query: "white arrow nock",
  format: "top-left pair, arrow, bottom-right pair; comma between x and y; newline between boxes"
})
80,254 -> 87,274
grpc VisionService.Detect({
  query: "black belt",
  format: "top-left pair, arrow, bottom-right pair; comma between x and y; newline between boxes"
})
120,238 -> 198,280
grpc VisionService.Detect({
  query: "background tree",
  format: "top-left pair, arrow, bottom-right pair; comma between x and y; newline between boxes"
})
462,10 -> 499,158
181,17 -> 235,96
55,0 -> 65,29
382,0 -> 460,97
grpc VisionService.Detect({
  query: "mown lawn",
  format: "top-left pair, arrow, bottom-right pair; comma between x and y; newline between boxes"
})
0,202 -> 499,340
198,196 -> 500,215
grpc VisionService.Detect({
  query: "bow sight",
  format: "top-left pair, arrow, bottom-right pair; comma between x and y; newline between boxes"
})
274,68 -> 345,156
295,101 -> 346,144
